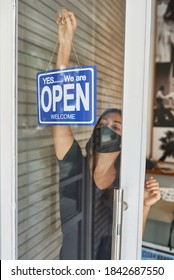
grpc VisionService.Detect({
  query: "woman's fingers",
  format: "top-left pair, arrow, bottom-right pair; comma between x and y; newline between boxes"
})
146,186 -> 161,192
65,11 -> 77,31
56,9 -> 77,44
144,176 -> 161,206
145,187 -> 161,197
149,189 -> 161,196
145,177 -> 159,187
145,181 -> 160,187
57,10 -> 77,29
146,183 -> 159,189
56,15 -> 62,25
56,9 -> 77,46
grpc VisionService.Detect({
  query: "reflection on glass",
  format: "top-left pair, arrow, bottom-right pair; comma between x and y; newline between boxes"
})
18,0 -> 126,260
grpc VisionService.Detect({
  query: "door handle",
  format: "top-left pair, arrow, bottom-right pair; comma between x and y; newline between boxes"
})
111,189 -> 124,260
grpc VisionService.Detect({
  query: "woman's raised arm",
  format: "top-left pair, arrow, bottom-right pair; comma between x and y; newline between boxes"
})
52,9 -> 77,160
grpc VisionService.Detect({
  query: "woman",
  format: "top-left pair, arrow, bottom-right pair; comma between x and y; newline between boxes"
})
52,9 -> 161,259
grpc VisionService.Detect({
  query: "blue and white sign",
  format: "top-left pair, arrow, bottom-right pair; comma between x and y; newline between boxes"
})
36,66 -> 97,125
142,248 -> 174,260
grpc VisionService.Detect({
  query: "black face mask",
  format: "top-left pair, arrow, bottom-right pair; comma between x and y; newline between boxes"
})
93,126 -> 122,153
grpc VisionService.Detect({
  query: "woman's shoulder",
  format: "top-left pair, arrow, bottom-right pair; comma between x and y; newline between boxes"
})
58,139 -> 83,162
58,139 -> 84,180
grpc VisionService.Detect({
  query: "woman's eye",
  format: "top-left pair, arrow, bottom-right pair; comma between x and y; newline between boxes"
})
113,125 -> 121,131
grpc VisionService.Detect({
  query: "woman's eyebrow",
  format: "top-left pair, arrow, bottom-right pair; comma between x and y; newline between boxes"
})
100,117 -> 122,124
112,120 -> 122,124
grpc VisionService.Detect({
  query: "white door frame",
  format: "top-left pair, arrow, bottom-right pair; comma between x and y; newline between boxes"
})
0,0 -> 17,259
120,0 -> 154,259
0,0 -> 154,259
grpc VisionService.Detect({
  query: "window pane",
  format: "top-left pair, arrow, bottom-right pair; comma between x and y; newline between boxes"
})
18,0 -> 125,260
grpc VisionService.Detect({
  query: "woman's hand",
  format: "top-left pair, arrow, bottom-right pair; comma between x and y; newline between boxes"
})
55,9 -> 77,69
56,9 -> 77,46
142,176 -> 161,235
144,176 -> 161,207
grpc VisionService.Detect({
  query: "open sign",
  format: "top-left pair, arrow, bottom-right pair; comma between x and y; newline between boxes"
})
36,66 -> 97,125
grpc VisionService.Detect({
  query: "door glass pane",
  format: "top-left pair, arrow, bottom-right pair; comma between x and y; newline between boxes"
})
18,0 -> 126,260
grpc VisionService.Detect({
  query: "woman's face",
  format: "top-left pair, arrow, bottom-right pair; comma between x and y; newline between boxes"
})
96,112 -> 122,136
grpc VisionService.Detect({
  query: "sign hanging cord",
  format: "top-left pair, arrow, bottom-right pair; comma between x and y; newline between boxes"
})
46,37 -> 59,72
46,29 -> 81,72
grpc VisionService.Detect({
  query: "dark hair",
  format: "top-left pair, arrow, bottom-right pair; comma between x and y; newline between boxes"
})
96,108 -> 122,127
85,108 -> 122,188
86,108 -> 122,155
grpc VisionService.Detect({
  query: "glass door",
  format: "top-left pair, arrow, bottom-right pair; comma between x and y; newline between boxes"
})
0,0 -> 154,260
120,0 -> 155,259
17,0 -> 125,260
